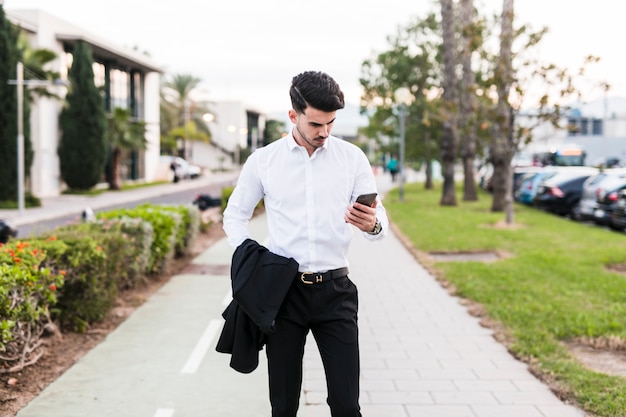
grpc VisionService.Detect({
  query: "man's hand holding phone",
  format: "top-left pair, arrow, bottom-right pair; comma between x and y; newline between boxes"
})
345,193 -> 378,233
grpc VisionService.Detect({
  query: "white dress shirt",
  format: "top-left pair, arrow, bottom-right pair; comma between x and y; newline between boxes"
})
223,132 -> 388,273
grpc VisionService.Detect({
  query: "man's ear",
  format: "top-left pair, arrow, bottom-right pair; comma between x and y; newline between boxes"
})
288,109 -> 298,124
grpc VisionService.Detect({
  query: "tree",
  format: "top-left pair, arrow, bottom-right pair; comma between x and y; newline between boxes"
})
481,3 -> 598,217
0,5 -> 26,202
58,40 -> 107,190
105,107 -> 147,190
489,0 -> 515,220
160,73 -> 210,158
17,31 -> 62,102
263,119 -> 286,145
459,0 -> 479,201
439,0 -> 459,206
359,14 -> 441,190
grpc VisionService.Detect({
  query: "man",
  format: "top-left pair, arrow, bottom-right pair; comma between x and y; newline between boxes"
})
223,71 -> 388,417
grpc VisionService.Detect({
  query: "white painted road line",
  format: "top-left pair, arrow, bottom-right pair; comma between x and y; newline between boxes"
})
153,408 -> 175,417
181,319 -> 222,374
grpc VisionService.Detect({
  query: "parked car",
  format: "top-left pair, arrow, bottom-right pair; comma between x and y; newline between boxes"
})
514,172 -> 537,203
532,167 -> 598,218
578,171 -> 619,222
593,171 -> 626,227
160,155 -> 202,182
516,169 -> 558,205
513,166 -> 545,195
580,168 -> 626,224
610,190 -> 626,231
480,164 -> 542,194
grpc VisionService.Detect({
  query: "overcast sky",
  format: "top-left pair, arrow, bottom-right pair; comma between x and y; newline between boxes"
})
7,0 -> 623,114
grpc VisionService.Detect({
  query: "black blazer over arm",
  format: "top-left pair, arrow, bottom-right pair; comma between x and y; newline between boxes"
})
216,239 -> 298,373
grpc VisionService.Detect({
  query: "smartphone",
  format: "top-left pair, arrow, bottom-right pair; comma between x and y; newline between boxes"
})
354,192 -> 377,208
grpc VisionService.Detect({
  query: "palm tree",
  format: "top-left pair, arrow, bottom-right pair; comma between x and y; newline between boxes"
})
161,73 -> 211,158
17,32 -> 62,101
439,0 -> 459,206
106,107 -> 147,190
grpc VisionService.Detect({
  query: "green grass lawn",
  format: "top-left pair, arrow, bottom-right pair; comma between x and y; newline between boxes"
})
384,182 -> 626,417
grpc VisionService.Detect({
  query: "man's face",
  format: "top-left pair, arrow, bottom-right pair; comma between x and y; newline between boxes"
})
289,107 -> 336,155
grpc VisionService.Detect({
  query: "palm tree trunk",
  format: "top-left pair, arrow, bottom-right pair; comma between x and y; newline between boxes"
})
439,0 -> 458,206
109,148 -> 122,190
460,0 -> 478,201
490,0 -> 515,220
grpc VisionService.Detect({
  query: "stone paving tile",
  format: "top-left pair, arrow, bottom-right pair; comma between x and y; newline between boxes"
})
405,405 -> 477,417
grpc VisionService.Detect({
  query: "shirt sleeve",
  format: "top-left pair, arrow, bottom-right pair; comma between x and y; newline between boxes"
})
367,198 -> 389,241
223,152 -> 265,248
353,149 -> 389,241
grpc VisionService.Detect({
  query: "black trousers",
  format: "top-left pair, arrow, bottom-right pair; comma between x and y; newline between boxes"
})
265,274 -> 361,417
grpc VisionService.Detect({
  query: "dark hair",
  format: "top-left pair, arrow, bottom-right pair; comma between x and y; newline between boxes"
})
289,71 -> 345,114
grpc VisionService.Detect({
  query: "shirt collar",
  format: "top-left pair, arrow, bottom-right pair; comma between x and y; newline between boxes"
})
286,130 -> 331,154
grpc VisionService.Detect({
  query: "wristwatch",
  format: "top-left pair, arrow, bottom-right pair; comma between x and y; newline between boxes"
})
368,219 -> 382,235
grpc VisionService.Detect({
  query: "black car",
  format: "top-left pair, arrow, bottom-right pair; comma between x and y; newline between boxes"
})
533,167 -> 598,218
592,172 -> 626,227
578,168 -> 626,223
610,190 -> 626,231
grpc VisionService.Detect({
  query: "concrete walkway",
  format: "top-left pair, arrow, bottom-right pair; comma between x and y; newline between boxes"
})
12,172 -> 586,417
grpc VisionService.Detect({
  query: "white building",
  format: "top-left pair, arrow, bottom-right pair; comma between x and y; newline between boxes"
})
6,9 -> 163,197
518,97 -> 626,166
188,100 -> 266,171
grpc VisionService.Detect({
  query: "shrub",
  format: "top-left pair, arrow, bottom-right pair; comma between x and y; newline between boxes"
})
221,186 -> 234,212
54,216 -> 154,290
221,186 -> 263,212
148,204 -> 199,256
0,240 -> 65,372
32,235 -> 111,332
97,205 -> 178,274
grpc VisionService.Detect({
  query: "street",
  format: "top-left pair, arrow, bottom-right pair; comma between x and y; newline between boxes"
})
15,178 -> 233,238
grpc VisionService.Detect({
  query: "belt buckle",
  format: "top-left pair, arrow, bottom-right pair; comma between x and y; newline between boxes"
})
301,272 -> 323,285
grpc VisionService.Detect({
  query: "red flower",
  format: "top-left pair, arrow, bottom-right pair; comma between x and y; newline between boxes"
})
49,284 -> 57,291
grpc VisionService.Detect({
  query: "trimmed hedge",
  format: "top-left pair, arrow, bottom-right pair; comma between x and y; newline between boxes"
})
32,234 -> 111,332
97,206 -> 180,274
0,203 -> 203,371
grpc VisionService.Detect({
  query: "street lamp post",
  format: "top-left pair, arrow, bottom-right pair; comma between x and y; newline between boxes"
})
8,62 -> 67,216
394,87 -> 413,202
183,100 -> 190,160
16,62 -> 25,216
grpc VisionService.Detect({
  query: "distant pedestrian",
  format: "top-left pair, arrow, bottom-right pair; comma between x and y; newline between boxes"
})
170,159 -> 179,183
222,70 -> 389,417
387,155 -> 399,182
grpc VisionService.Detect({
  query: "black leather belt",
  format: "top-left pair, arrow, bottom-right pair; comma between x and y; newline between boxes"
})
300,267 -> 349,285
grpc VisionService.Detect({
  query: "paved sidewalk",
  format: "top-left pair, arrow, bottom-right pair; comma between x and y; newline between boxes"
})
303,219 -> 585,417
12,172 -> 586,417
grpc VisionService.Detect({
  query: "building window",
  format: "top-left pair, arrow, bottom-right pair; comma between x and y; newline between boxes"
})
93,62 -> 105,88
110,69 -> 129,110
567,117 -> 603,136
131,71 -> 144,119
